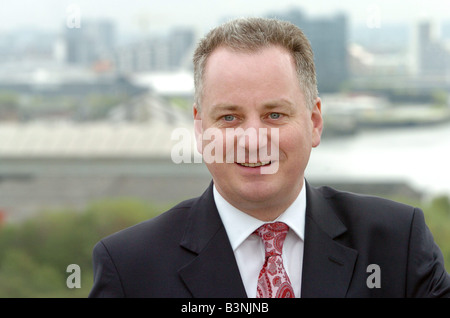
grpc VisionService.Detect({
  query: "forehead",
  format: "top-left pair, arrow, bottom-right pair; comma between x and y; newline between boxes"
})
201,46 -> 302,107
204,45 -> 296,78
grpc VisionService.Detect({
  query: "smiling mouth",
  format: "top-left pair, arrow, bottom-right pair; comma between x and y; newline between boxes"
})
237,161 -> 271,168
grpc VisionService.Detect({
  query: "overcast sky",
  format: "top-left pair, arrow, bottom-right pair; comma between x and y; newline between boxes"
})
1,0 -> 449,35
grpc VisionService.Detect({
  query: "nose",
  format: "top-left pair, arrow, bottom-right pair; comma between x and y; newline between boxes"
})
235,116 -> 269,163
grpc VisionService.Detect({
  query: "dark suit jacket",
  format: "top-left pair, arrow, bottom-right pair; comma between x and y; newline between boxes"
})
89,181 -> 450,297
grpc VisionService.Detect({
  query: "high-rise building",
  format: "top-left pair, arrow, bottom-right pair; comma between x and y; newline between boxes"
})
114,27 -> 195,73
267,9 -> 349,93
169,28 -> 196,70
65,20 -> 116,66
416,21 -> 449,77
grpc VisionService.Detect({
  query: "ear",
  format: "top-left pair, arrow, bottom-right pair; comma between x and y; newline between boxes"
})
193,104 -> 203,154
311,97 -> 323,148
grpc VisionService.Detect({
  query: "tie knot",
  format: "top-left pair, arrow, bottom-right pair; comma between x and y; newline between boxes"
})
254,222 -> 289,257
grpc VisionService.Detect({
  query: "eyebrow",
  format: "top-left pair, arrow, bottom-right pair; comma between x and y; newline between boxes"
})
208,104 -> 243,118
262,98 -> 295,109
211,104 -> 243,112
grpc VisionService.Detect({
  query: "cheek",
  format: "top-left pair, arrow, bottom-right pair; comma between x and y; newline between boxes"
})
279,127 -> 312,159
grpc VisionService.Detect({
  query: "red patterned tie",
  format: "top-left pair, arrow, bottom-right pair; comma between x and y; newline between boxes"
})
254,222 -> 295,298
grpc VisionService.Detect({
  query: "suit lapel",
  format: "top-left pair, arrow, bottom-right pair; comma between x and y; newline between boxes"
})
301,182 -> 358,298
178,182 -> 247,298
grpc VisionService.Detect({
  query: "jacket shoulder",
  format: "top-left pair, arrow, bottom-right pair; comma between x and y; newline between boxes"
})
308,184 -> 419,241
317,185 -> 416,218
90,196 -> 201,297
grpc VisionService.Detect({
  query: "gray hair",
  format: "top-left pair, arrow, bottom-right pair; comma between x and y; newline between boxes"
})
192,17 -> 318,111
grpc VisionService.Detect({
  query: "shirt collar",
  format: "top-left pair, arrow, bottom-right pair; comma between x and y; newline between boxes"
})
213,180 -> 306,251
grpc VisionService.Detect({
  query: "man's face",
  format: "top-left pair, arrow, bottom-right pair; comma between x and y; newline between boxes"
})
194,45 -> 322,219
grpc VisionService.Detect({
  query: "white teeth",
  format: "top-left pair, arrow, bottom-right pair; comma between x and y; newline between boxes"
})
238,162 -> 270,167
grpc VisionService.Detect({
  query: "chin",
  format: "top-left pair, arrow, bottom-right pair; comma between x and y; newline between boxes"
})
237,181 -> 282,202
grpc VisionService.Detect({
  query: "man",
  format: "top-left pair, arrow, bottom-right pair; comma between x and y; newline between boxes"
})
89,18 -> 450,298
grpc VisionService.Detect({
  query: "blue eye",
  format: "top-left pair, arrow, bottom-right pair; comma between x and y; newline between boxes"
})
223,115 -> 235,121
269,113 -> 281,119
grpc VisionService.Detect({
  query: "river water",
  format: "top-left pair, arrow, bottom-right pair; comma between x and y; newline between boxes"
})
306,122 -> 450,197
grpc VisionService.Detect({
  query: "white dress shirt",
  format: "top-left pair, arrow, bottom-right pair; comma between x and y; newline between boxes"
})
213,181 -> 306,298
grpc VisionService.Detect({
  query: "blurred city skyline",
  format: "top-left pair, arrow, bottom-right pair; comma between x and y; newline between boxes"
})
2,0 -> 450,66
2,1 -> 450,123
2,0 -> 450,35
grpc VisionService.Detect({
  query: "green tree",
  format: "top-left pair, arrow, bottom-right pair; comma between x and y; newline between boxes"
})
0,198 -> 168,297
